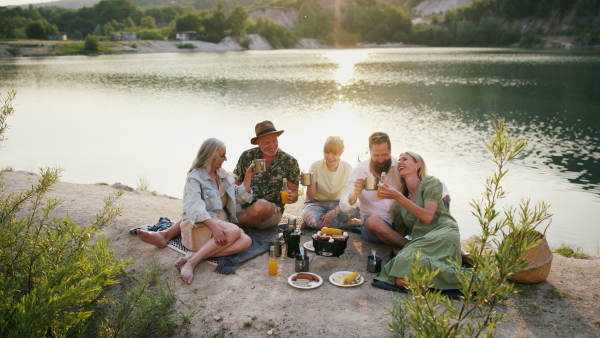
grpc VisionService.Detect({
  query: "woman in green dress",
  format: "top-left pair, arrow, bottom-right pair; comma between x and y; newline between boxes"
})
376,151 -> 461,289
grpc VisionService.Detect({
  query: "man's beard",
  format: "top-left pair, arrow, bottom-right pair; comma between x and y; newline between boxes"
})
371,158 -> 391,175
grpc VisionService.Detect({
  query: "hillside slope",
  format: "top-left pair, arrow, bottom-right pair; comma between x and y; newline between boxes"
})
412,0 -> 473,16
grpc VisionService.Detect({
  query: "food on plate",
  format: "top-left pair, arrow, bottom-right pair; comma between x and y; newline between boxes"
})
343,272 -> 361,285
292,273 -> 320,283
293,279 -> 312,287
321,227 -> 343,235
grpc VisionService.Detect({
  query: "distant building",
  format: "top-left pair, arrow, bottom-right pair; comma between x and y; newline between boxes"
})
175,31 -> 197,41
110,31 -> 137,41
48,34 -> 67,41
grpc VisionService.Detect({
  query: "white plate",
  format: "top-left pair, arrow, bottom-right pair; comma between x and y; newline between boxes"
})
288,272 -> 323,290
303,241 -> 314,252
329,271 -> 364,287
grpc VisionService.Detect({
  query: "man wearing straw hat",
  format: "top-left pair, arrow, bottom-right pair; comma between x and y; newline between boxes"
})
233,120 -> 300,229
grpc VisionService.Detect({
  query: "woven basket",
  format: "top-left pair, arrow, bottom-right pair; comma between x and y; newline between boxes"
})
507,231 -> 553,284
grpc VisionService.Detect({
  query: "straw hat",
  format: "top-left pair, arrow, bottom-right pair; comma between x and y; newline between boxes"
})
251,121 -> 284,145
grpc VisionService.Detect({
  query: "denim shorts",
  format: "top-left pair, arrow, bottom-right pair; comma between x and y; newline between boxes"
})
360,215 -> 394,243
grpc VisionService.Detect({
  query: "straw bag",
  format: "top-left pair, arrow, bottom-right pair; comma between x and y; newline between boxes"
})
507,231 -> 553,284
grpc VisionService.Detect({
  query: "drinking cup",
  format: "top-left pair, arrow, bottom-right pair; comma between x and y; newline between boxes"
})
269,240 -> 283,257
364,177 -> 379,190
253,159 -> 266,173
300,173 -> 315,186
367,255 -> 382,273
295,254 -> 310,272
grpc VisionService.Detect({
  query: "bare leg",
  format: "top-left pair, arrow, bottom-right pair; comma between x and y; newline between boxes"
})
179,223 -> 252,284
137,219 -> 183,248
363,216 -> 409,252
349,218 -> 361,227
236,199 -> 276,228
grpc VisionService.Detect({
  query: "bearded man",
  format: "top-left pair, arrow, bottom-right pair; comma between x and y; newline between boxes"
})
339,132 -> 404,250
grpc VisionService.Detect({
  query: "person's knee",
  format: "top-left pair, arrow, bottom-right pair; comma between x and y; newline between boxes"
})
249,199 -> 273,217
240,233 -> 252,250
364,216 -> 390,237
225,224 -> 242,239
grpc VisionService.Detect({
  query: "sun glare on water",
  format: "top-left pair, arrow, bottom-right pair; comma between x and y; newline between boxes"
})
326,49 -> 371,87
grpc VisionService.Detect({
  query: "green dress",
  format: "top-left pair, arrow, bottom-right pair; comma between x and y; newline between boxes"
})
375,176 -> 462,290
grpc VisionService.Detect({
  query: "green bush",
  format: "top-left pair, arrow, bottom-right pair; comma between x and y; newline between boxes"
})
0,91 -> 130,337
139,29 -> 163,40
84,34 -> 100,51
97,266 -> 193,337
176,43 -> 196,49
239,37 -> 251,49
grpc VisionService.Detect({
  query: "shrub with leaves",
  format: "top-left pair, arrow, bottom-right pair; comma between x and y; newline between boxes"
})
97,266 -> 193,337
388,118 -> 553,337
0,91 -> 130,337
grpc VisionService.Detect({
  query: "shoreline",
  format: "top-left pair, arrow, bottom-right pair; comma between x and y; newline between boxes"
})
1,35 -> 596,59
2,170 -> 600,337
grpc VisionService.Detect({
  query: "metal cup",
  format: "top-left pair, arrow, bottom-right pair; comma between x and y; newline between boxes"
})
253,159 -> 266,173
367,255 -> 382,273
295,254 -> 310,272
364,177 -> 379,190
269,240 -> 283,257
300,173 -> 315,186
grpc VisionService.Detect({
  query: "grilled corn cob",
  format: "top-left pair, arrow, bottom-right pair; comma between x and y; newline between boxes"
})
321,227 -> 343,235
343,272 -> 360,285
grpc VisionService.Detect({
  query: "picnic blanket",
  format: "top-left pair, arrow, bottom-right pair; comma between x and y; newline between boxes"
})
130,215 -> 303,275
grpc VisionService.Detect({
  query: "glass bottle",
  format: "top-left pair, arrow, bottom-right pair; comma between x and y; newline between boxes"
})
280,178 -> 289,204
377,172 -> 387,199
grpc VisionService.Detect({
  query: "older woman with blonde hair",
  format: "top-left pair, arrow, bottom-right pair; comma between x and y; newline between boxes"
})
137,138 -> 255,284
376,151 -> 462,290
302,136 -> 360,229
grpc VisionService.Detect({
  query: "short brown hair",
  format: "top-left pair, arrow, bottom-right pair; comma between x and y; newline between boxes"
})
368,132 -> 391,151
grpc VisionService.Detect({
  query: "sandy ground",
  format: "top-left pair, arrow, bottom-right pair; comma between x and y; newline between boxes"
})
2,170 -> 599,337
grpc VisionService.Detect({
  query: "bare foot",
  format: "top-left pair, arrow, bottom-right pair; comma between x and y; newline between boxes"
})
395,277 -> 409,288
174,257 -> 188,271
137,229 -> 168,248
180,262 -> 195,284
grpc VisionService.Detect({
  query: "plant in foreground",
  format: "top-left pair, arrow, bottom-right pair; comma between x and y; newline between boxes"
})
388,118 -> 553,337
0,165 -> 129,337
97,265 -> 196,337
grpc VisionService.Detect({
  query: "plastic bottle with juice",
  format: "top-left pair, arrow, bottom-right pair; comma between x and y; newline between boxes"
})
377,172 -> 387,199
280,178 -> 289,204
268,258 -> 277,275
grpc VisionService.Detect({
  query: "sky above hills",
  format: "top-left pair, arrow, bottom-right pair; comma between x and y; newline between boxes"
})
4,0 -> 57,5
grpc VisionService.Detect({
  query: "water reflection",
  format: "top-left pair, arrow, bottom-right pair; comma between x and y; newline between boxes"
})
1,48 -> 599,253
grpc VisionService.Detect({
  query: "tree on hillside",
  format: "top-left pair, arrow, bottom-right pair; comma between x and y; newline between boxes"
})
25,19 -> 59,39
140,15 -> 157,29
175,11 -> 207,32
93,0 -> 137,24
201,0 -> 226,41
226,6 -> 249,36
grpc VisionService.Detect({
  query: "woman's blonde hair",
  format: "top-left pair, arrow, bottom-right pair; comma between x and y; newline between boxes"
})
398,151 -> 428,194
188,138 -> 225,173
323,136 -> 344,155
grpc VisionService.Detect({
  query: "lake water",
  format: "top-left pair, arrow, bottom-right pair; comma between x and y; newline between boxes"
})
1,47 -> 599,254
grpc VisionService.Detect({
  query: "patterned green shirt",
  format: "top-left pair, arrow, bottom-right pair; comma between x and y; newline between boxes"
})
233,147 -> 300,212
